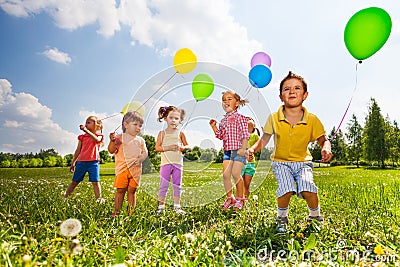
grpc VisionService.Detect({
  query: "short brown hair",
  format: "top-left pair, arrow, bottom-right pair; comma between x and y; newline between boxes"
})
279,71 -> 307,95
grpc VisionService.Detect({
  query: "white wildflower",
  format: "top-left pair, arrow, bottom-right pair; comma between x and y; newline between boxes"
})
184,233 -> 195,242
60,218 -> 82,237
252,195 -> 259,201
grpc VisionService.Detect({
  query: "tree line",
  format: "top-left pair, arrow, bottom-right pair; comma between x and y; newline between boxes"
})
310,98 -> 400,168
1,98 -> 398,170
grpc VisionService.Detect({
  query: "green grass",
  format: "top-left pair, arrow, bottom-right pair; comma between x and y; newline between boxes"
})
0,163 -> 399,266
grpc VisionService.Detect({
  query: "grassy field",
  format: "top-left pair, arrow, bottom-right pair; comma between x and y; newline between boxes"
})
0,162 -> 399,266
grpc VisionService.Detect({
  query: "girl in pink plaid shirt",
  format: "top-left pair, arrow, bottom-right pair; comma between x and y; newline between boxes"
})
210,90 -> 250,211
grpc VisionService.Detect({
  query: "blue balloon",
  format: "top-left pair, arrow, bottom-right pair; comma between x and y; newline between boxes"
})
248,64 -> 272,88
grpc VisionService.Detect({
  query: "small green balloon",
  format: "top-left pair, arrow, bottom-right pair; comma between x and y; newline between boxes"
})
344,7 -> 392,60
192,74 -> 214,101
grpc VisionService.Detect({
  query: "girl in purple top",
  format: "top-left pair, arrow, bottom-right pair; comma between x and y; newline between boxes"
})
209,90 -> 250,211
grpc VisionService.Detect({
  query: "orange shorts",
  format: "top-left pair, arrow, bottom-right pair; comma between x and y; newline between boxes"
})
114,168 -> 141,189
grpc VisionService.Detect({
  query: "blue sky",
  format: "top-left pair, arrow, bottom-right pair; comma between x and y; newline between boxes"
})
1,0 -> 399,156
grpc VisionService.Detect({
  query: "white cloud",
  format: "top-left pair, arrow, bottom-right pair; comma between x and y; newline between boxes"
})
41,47 -> 72,65
0,79 -> 76,155
4,120 -> 23,128
0,0 -> 262,67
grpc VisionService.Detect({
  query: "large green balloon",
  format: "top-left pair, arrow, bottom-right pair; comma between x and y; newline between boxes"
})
192,74 -> 214,101
344,7 -> 392,61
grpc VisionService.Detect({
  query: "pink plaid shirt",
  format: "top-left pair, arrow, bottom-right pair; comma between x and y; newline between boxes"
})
215,110 -> 250,151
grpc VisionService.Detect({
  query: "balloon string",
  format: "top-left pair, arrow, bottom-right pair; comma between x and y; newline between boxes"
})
99,112 -> 120,121
113,124 -> 121,134
243,85 -> 252,99
181,100 -> 198,132
331,62 -> 360,140
135,72 -> 178,112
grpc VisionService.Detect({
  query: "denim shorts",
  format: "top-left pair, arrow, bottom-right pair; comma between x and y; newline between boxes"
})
72,161 -> 100,182
223,150 -> 247,164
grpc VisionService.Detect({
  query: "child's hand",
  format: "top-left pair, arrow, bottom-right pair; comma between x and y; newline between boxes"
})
248,152 -> 254,162
80,125 -> 87,132
109,132 -> 115,141
209,119 -> 217,127
69,164 -> 75,173
237,148 -> 246,156
321,147 -> 332,162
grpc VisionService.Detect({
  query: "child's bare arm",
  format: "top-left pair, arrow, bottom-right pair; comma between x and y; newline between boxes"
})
108,132 -> 117,153
317,135 -> 332,162
80,125 -> 102,142
155,131 -> 177,152
70,141 -> 82,172
209,119 -> 218,133
179,132 -> 190,152
238,138 -> 248,156
248,133 -> 271,154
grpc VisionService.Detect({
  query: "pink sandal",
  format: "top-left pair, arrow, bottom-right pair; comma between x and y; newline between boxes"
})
222,195 -> 236,210
233,197 -> 246,211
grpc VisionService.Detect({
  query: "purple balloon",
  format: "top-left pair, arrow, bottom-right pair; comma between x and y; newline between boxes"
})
250,52 -> 272,68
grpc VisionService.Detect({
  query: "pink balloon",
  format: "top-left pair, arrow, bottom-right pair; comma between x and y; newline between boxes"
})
250,52 -> 272,68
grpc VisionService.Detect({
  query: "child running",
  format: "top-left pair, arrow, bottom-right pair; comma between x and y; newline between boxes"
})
248,71 -> 332,232
155,106 -> 190,215
242,116 -> 260,200
209,90 -> 250,211
64,115 -> 105,202
108,111 -> 148,217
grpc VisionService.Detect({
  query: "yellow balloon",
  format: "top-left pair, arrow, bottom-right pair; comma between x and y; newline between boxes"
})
121,101 -> 145,116
173,48 -> 197,74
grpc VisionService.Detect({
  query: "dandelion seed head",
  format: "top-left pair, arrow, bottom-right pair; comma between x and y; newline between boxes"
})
22,254 -> 31,262
60,218 -> 82,237
252,195 -> 258,201
184,233 -> 195,242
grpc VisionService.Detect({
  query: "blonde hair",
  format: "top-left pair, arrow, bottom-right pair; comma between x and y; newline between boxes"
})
87,116 -> 103,133
222,90 -> 248,109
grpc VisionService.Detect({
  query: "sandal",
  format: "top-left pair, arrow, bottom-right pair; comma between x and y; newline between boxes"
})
233,197 -> 246,211
222,195 -> 236,210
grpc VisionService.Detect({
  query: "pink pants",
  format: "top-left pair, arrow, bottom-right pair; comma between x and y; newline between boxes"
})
158,164 -> 182,197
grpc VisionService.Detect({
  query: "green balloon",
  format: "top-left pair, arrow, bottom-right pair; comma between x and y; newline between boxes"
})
192,74 -> 214,101
344,7 -> 392,60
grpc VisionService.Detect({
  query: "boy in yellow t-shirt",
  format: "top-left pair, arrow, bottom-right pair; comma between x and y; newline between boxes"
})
248,71 -> 332,232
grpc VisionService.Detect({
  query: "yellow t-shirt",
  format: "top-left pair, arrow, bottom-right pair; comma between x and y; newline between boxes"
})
263,106 -> 325,162
160,131 -> 184,166
248,132 -> 259,164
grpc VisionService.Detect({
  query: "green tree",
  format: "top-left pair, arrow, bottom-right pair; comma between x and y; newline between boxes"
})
43,156 -> 57,167
142,134 -> 160,173
36,148 -> 60,159
18,158 -> 29,168
200,149 -> 214,162
328,127 -> 347,164
185,146 -> 202,161
56,156 -> 66,167
10,160 -> 18,168
345,114 -> 363,167
99,150 -> 111,164
0,159 -> 11,168
214,149 -> 224,163
385,118 -> 400,167
363,98 -> 387,168
64,154 -> 74,166
309,142 -> 322,161
29,158 -> 43,168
